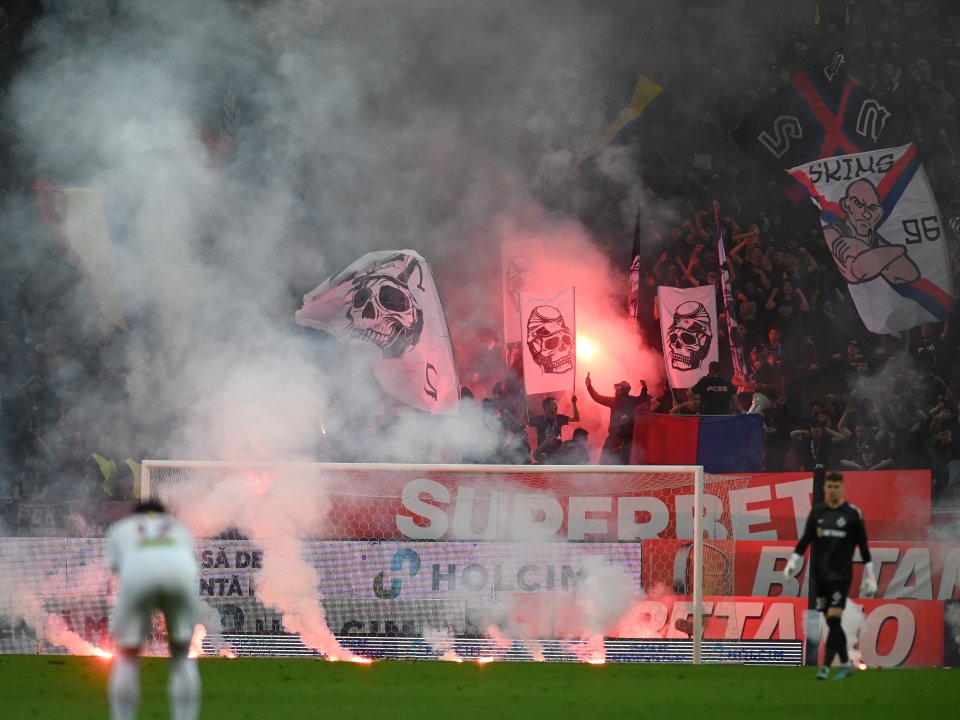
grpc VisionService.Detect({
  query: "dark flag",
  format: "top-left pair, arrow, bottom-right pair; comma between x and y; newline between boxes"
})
732,50 -> 903,203
628,204 -> 643,318
716,205 -> 752,387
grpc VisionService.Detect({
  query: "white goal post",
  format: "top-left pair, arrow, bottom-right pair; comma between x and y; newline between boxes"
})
142,461 -> 717,663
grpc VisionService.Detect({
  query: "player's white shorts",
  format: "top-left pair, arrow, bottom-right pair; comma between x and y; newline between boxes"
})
110,547 -> 199,650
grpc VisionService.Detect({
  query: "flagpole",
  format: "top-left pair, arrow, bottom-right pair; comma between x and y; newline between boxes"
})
572,286 -> 577,397
518,292 -> 529,428
656,286 -> 678,407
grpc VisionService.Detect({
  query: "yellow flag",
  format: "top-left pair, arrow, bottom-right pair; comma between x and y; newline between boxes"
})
574,73 -> 663,168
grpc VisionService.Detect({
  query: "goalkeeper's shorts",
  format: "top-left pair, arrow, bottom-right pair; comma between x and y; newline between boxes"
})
814,578 -> 852,612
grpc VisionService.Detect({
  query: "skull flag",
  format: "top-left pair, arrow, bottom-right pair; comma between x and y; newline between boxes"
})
519,287 -> 576,396
657,285 -> 719,389
295,249 -> 460,414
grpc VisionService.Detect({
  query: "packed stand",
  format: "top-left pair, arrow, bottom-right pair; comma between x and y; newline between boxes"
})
2,2 -> 960,536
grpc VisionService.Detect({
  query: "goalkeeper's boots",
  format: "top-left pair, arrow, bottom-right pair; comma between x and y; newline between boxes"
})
834,664 -> 856,680
815,666 -> 830,680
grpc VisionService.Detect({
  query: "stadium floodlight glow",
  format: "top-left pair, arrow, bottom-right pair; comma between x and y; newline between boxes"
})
141,461 -> 729,665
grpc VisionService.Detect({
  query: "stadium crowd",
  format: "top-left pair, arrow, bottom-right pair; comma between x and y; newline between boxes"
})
1,1 -> 960,535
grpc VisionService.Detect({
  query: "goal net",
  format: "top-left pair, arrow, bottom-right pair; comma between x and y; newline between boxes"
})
141,461 -> 754,663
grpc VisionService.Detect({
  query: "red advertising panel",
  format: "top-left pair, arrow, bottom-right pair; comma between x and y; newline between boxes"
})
733,471 -> 931,542
642,540 -> 960,601
233,467 -> 929,542
733,541 -> 960,601
608,597 -> 941,667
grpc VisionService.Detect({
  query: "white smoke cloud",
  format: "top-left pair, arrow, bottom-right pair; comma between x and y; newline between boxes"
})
0,0 -> 798,658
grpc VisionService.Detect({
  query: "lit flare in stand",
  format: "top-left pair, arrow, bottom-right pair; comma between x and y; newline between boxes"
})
576,334 -> 595,361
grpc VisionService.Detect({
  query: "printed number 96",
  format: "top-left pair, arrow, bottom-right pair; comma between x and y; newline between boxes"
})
903,216 -> 941,244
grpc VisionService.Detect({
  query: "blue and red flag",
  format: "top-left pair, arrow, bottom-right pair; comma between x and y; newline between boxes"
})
732,50 -> 904,204
631,413 -> 765,473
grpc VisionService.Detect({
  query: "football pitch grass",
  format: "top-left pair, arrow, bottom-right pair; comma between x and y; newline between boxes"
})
2,655 -> 957,719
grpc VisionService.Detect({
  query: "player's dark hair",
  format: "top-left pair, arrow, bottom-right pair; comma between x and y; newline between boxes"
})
132,500 -> 167,514
572,428 -> 589,440
542,396 -> 557,409
825,472 -> 844,483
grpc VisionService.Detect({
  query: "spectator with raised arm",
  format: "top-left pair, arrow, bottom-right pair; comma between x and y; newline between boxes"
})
584,373 -> 649,464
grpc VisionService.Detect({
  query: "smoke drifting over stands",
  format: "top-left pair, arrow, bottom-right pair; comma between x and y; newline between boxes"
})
1,0 -> 959,534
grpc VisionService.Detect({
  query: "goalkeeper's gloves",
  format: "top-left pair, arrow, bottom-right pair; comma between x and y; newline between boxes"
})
783,552 -> 802,579
860,562 -> 878,598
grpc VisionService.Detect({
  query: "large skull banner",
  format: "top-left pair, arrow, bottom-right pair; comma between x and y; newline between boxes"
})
519,287 -> 576,396
657,285 -> 719,389
296,249 -> 460,414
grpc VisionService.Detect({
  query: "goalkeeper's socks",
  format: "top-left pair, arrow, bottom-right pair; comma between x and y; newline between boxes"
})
824,616 -> 847,666
169,655 -> 201,720
108,654 -> 140,720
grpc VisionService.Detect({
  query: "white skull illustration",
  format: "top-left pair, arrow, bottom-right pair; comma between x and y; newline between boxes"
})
344,255 -> 424,358
666,300 -> 712,371
526,305 -> 574,374
505,255 -> 535,310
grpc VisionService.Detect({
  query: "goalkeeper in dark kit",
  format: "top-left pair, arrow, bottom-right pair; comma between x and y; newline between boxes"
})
783,472 -> 877,680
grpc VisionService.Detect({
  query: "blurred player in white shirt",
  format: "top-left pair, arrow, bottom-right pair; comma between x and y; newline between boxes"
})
106,500 -> 201,720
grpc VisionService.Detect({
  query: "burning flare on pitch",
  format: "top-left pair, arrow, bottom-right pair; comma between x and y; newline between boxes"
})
44,614 -> 112,659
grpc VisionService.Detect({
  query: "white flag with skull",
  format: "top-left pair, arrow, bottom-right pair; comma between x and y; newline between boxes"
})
657,284 -> 719,389
519,287 -> 576,396
295,249 -> 460,414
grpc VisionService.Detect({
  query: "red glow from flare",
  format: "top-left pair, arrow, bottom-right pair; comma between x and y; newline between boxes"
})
440,651 -> 463,663
585,655 -> 606,665
476,656 -> 495,665
244,469 -> 276,496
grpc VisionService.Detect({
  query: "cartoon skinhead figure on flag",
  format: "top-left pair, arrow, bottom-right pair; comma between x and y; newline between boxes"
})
789,143 -> 955,333
296,250 -> 460,414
